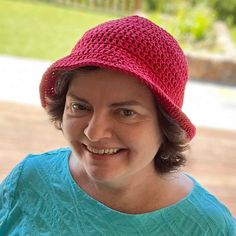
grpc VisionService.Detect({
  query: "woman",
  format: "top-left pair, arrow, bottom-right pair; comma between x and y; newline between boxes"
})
1,15 -> 235,235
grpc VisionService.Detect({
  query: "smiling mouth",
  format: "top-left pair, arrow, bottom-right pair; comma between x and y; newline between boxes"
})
84,145 -> 122,155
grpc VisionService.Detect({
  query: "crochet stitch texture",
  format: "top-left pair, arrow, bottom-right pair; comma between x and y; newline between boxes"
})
40,15 -> 196,139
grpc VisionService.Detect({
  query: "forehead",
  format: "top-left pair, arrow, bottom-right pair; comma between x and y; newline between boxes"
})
68,68 -> 152,97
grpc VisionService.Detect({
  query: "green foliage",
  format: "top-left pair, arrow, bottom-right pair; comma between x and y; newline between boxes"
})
230,27 -> 236,43
149,3 -> 215,44
204,0 -> 236,25
143,0 -> 185,12
176,3 -> 215,42
143,0 -> 158,11
144,0 -> 236,26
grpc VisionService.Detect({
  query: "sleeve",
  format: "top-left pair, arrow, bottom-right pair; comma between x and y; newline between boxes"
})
206,217 -> 236,236
0,160 -> 25,235
205,207 -> 236,236
227,216 -> 236,236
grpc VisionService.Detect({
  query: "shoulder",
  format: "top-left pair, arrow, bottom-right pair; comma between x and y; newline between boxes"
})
19,147 -> 71,182
1,147 -> 71,191
26,147 -> 71,164
0,147 -> 71,210
0,148 -> 72,234
183,175 -> 236,235
23,147 -> 71,167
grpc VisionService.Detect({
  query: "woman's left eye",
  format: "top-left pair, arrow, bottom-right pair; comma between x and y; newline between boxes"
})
119,109 -> 136,117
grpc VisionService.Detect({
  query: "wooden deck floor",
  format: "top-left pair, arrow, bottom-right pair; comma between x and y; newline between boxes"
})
0,101 -> 235,216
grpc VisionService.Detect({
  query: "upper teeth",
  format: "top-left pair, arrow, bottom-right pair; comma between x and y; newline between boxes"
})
86,146 -> 120,155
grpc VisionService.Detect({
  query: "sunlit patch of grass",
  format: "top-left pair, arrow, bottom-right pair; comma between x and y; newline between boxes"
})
0,0 -> 116,60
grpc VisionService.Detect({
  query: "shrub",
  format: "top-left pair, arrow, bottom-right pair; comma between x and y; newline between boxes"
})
176,3 -> 215,42
202,0 -> 236,25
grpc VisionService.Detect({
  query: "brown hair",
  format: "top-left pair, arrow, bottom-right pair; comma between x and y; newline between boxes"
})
46,67 -> 189,174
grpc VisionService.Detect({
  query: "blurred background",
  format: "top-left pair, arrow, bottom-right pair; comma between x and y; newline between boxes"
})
0,0 -> 236,215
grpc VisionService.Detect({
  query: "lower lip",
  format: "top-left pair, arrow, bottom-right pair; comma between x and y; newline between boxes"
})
89,153 -> 119,160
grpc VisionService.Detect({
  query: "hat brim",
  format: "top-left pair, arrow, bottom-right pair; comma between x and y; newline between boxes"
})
40,43 -> 196,140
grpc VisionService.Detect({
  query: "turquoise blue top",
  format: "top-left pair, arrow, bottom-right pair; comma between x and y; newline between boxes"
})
0,148 -> 235,235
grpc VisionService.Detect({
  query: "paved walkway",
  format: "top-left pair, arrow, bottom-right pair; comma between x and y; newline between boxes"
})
1,55 -> 236,130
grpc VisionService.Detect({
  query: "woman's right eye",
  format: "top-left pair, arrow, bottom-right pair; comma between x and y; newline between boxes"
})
68,103 -> 89,113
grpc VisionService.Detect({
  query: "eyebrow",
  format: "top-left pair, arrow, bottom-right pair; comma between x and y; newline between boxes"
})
67,92 -> 89,103
110,101 -> 142,107
67,92 -> 143,107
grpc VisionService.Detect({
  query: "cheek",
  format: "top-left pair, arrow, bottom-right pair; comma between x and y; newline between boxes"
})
61,117 -> 83,142
144,124 -> 162,156
120,121 -> 162,152
151,128 -> 163,155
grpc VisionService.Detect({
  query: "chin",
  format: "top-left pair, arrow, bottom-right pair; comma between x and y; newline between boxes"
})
86,167 -> 124,184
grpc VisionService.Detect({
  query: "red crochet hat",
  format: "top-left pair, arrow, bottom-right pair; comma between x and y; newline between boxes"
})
40,15 -> 196,140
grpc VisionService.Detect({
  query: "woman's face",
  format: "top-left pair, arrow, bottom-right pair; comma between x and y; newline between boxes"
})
62,68 -> 162,184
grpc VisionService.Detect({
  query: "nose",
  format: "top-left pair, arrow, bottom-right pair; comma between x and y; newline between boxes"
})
84,112 -> 113,142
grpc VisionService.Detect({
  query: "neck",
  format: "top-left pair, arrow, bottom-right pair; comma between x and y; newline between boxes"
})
69,154 -> 193,214
77,167 -> 177,214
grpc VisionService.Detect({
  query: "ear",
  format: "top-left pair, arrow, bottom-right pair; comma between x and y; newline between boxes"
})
60,121 -> 64,134
55,120 -> 63,132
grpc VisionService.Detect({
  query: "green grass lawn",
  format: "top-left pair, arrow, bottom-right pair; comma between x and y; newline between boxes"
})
0,0 -> 116,60
1,0 -> 235,60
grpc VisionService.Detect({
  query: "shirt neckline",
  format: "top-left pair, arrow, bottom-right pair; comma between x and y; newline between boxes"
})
63,148 -> 199,218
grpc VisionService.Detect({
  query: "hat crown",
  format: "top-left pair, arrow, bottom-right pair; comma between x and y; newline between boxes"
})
40,16 -> 195,139
72,16 -> 188,107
